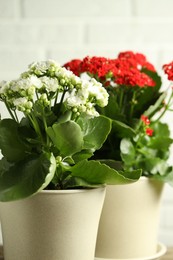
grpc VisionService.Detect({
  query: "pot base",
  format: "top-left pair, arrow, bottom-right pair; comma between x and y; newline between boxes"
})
95,242 -> 167,260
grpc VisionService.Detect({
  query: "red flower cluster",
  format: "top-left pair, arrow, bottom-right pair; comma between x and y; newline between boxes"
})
145,128 -> 154,136
64,51 -> 156,88
163,61 -> 173,81
63,59 -> 81,76
141,115 -> 154,136
141,115 -> 150,125
118,51 -> 156,72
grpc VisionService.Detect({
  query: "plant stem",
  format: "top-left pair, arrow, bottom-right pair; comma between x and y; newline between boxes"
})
42,111 -> 50,146
129,91 -> 136,123
119,88 -> 124,112
156,91 -> 173,122
4,100 -> 17,121
14,110 -> 19,123
60,89 -> 67,104
54,91 -> 59,106
27,112 -> 43,142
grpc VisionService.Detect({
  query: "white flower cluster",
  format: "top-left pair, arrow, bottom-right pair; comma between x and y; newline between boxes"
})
66,78 -> 108,116
0,60 -> 109,116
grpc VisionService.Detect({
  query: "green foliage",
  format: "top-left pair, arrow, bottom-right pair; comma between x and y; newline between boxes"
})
120,122 -> 173,185
0,119 -> 31,162
47,121 -> 83,157
0,153 -> 56,202
0,113 -> 141,201
71,160 -> 141,185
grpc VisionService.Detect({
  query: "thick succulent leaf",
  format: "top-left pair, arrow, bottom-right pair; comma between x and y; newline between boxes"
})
120,138 -> 136,166
153,169 -> 173,186
97,94 -> 126,122
0,119 -> 30,162
72,149 -> 94,162
62,176 -> 100,189
112,120 -> 135,138
71,159 -> 141,185
99,160 -> 123,170
47,121 -> 83,156
76,115 -> 111,150
152,121 -> 171,137
148,137 -> 173,151
144,157 -> 170,176
0,153 -> 56,202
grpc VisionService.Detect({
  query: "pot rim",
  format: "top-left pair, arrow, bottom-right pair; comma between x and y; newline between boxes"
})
39,185 -> 106,195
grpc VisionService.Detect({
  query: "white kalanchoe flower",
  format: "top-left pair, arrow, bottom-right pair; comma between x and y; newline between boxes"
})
41,76 -> 59,93
28,61 -> 48,76
13,97 -> 33,113
66,92 -> 86,109
80,72 -> 92,81
55,66 -> 80,90
88,78 -> 109,107
85,102 -> 99,117
0,60 -> 109,118
0,81 -> 8,97
39,93 -> 50,106
28,60 -> 61,77
29,75 -> 42,89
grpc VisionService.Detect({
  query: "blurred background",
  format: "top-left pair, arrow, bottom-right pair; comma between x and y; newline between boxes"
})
0,0 -> 173,246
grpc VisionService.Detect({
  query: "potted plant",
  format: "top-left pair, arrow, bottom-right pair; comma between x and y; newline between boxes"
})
64,52 -> 173,259
0,60 -> 141,260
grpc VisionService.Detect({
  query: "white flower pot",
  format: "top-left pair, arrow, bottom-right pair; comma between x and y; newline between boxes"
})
0,187 -> 106,260
95,177 -> 165,259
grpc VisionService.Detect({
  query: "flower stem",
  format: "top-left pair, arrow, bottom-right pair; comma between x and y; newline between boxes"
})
27,112 -> 43,142
4,100 -> 17,122
119,88 -> 124,111
129,91 -> 136,122
156,90 -> 173,122
54,91 -> 59,106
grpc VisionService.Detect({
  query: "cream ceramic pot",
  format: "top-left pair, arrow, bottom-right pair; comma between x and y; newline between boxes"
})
95,177 -> 164,259
0,187 -> 106,260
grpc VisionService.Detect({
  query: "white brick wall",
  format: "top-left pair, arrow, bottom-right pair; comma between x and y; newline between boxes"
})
0,0 -> 173,246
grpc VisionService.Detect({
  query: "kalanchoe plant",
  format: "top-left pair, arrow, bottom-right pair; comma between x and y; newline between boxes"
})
64,51 -> 173,185
0,60 -> 141,202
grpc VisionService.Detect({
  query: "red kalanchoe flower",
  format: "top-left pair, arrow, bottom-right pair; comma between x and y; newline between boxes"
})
146,128 -> 154,136
111,56 -> 156,87
118,51 -> 156,72
80,56 -> 116,78
64,53 -> 156,88
163,61 -> 173,81
64,59 -> 81,76
141,115 -> 150,125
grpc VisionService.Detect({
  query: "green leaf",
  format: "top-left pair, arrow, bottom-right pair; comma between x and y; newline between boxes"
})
152,121 -> 170,137
153,169 -> 173,186
144,157 -> 170,176
47,121 -> 83,156
0,153 -> 56,202
62,176 -> 99,189
72,149 -> 94,162
112,120 -> 135,138
97,94 -> 126,122
71,159 -> 141,185
99,160 -> 123,171
120,138 -> 136,165
0,119 -> 30,162
148,137 -> 173,151
76,115 -> 111,150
